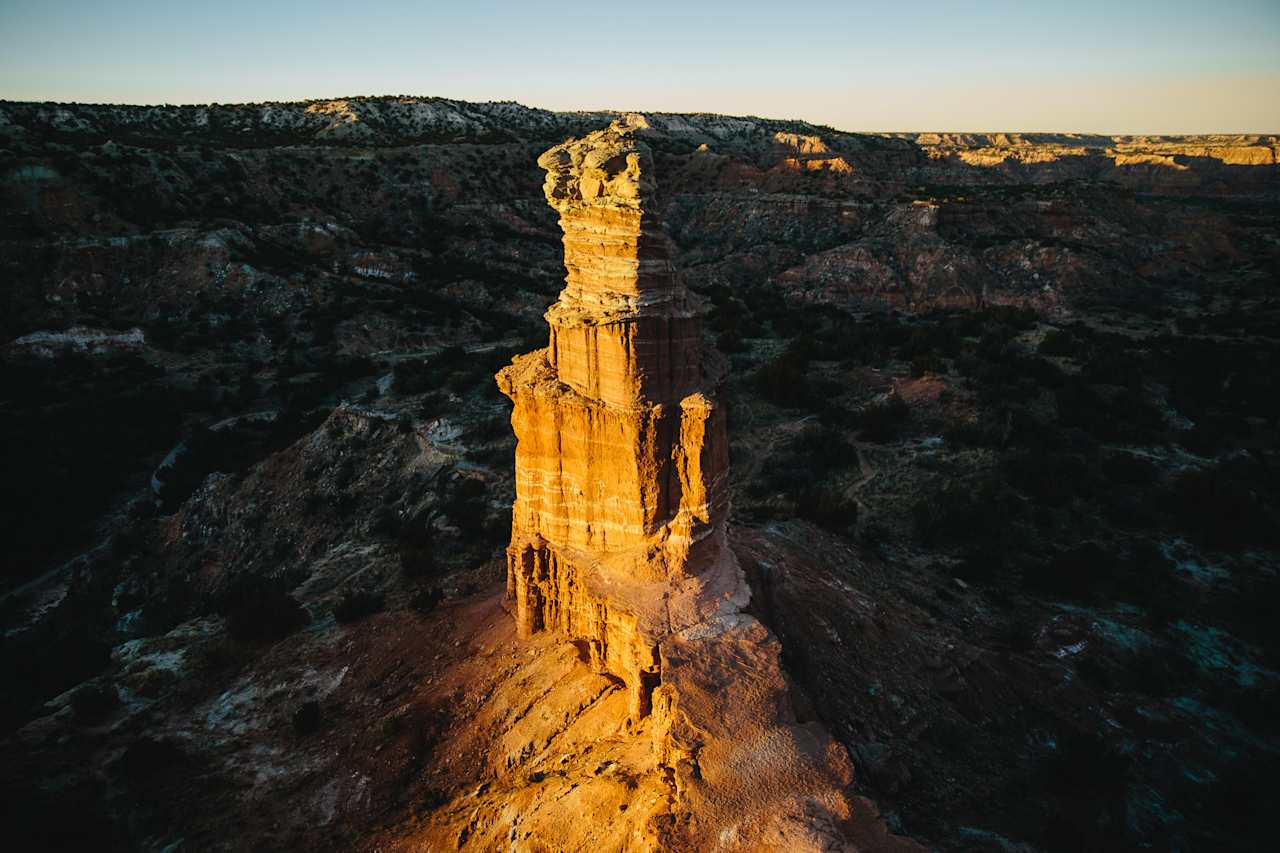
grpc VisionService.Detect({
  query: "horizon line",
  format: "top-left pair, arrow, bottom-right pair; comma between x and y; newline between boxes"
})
2,94 -> 1277,139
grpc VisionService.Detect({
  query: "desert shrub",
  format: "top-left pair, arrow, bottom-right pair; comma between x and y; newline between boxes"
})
401,700 -> 451,765
431,344 -> 470,369
910,352 -> 946,377
445,369 -> 478,394
1,785 -> 123,849
795,485 -> 859,535
392,346 -> 469,396
804,311 -> 869,361
291,699 -> 322,734
901,322 -> 964,363
1038,329 -> 1081,357
1230,573 -> 1280,665
1173,315 -> 1202,335
1177,422 -> 1228,457
966,353 -> 1059,404
1103,492 -> 1161,529
952,543 -> 1006,584
995,611 -> 1040,652
716,329 -> 748,353
1056,381 -> 1164,443
1226,682 -> 1280,734
1105,387 -> 1167,437
440,477 -> 489,537
1197,756 -> 1278,849
751,424 -> 859,514
69,682 -> 119,723
1082,345 -> 1147,389
190,637 -> 252,675
370,504 -> 401,538
466,414 -> 511,443
1075,652 -> 1119,690
220,576 -> 309,643
1023,542 -> 1115,599
302,489 -> 326,516
333,588 -> 385,623
1101,450 -> 1158,485
913,477 -> 1012,543
333,457 -> 358,491
982,304 -> 1039,332
976,328 -> 1020,365
410,586 -> 444,614
392,359 -> 436,395
1034,731 -> 1131,851
0,357 -> 183,588
944,413 -> 1007,448
1123,643 -> 1195,697
854,394 -> 910,443
465,443 -> 512,468
753,343 -> 816,408
1004,449 -> 1098,507
751,455 -> 810,498
1040,731 -> 1129,794
1161,464 -> 1274,549
790,424 -> 858,469
1163,339 -> 1228,409
418,788 -> 449,813
0,621 -> 113,732
1020,354 -> 1066,389
398,512 -> 437,577
114,736 -> 187,780
418,391 -> 449,419
1110,540 -> 1173,601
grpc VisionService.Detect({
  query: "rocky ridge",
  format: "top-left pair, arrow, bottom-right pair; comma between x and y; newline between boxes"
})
5,95 -> 1276,347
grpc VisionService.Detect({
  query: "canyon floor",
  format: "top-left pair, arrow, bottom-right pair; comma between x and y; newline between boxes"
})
2,98 -> 1278,851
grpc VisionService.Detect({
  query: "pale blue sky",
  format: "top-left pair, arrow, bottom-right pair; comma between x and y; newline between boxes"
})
2,1 -> 1277,132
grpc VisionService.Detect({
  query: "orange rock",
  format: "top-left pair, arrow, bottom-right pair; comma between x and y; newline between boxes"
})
499,122 -> 734,718
491,122 -> 920,851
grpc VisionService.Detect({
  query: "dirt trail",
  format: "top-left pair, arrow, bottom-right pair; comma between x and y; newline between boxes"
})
842,430 -> 881,539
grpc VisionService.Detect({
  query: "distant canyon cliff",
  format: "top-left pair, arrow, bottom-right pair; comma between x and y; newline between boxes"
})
2,96 -> 1277,340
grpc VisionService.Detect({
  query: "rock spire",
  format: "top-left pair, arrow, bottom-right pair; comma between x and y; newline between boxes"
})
497,121 -> 736,721
495,121 -> 916,851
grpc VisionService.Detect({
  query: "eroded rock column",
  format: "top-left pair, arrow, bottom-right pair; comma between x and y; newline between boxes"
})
493,122 -> 915,852
497,122 -> 733,721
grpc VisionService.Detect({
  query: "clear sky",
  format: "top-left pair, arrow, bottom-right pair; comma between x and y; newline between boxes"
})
2,0 -> 1277,133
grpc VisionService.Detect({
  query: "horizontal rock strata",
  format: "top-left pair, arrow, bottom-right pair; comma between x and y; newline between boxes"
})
494,121 -> 915,850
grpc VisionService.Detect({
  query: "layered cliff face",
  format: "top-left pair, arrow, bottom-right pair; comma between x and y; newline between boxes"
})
497,123 -> 737,721
491,122 -> 913,850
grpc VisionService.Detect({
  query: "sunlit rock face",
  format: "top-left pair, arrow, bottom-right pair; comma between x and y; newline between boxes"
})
493,122 -> 919,851
498,122 -> 734,716
537,128 -> 706,407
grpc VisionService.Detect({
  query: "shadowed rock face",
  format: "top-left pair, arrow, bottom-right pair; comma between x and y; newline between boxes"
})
494,122 -> 919,851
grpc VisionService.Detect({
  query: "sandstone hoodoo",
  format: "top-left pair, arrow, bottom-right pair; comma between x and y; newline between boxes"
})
496,122 -> 914,850
497,121 -> 734,721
